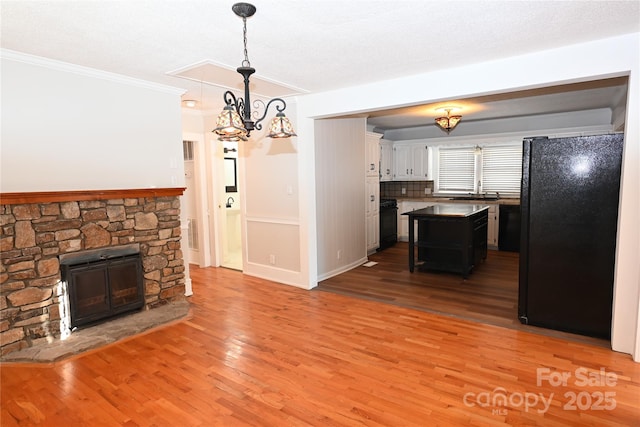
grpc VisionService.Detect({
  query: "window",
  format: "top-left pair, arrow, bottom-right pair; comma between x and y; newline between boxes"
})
436,143 -> 522,195
438,147 -> 475,192
481,145 -> 522,194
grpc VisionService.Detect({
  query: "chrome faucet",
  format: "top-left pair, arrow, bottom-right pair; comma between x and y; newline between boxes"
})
226,197 -> 235,208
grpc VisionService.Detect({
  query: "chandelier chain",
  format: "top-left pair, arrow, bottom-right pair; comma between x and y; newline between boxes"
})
242,17 -> 251,68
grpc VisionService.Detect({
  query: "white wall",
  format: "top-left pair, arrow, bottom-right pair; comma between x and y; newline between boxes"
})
314,118 -> 368,280
296,33 -> 640,360
1,50 -> 185,192
241,112 -> 303,286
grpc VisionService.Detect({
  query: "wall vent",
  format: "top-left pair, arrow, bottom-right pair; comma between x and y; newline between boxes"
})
188,218 -> 199,250
183,140 -> 195,161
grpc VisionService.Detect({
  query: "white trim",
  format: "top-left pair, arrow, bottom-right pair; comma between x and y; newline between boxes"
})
1,48 -> 186,95
244,216 -> 300,226
317,256 -> 369,282
243,262 -> 310,290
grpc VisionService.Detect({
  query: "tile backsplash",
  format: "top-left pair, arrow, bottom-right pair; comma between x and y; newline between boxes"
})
381,181 -> 434,198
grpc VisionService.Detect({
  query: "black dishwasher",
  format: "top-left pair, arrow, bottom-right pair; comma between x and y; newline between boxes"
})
499,204 -> 520,252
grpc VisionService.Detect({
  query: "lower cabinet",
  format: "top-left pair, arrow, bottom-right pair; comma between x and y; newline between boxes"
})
398,201 -> 437,241
366,211 -> 380,254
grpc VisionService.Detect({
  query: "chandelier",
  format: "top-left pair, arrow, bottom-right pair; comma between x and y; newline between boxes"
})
435,108 -> 462,133
213,3 -> 297,141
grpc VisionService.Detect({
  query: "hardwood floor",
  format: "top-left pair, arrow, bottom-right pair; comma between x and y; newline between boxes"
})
318,243 -> 609,347
2,264 -> 639,426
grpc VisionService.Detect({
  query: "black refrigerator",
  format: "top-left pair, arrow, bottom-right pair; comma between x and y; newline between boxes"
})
519,134 -> 623,339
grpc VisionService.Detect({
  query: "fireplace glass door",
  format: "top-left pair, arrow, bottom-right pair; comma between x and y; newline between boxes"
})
65,254 -> 144,328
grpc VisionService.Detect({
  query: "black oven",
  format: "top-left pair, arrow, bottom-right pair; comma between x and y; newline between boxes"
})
379,198 -> 398,250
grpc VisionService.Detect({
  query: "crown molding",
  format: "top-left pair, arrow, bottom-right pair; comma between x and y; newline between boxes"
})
1,48 -> 186,96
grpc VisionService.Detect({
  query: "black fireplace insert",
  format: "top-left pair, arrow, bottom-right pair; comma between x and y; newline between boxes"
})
60,245 -> 144,328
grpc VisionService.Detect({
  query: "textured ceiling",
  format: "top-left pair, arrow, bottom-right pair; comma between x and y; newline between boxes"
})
2,1 -> 639,124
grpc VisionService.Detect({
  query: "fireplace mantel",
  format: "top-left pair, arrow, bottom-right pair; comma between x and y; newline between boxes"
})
0,188 -> 186,205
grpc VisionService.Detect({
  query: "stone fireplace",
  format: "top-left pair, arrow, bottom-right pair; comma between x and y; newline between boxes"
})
0,188 -> 187,357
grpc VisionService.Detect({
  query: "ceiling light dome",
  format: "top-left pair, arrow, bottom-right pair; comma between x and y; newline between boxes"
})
435,107 -> 462,133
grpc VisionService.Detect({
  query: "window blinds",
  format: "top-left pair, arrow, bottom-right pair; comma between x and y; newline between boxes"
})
482,145 -> 523,194
438,147 -> 475,192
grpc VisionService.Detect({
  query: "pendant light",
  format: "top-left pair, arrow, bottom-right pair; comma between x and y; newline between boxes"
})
213,3 -> 297,141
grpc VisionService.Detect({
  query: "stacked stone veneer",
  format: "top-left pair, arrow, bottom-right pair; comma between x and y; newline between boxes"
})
0,195 -> 186,356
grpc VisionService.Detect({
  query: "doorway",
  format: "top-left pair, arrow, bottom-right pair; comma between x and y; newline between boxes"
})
220,141 -> 242,271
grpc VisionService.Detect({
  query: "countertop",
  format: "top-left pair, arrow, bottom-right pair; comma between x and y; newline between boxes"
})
395,197 -> 520,206
402,203 -> 490,218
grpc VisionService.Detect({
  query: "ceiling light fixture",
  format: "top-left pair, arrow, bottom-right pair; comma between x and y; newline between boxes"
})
182,99 -> 198,108
213,3 -> 296,141
435,107 -> 462,133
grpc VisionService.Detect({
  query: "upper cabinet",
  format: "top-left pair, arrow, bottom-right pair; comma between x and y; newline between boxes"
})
380,139 -> 393,181
365,132 -> 382,177
393,143 -> 429,181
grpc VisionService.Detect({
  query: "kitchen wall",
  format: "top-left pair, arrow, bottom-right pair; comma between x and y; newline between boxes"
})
381,181 -> 434,199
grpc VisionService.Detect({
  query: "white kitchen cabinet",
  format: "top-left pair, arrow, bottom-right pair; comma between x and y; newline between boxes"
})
365,132 -> 382,253
366,211 -> 379,254
380,139 -> 393,181
393,143 -> 428,180
410,144 -> 428,179
393,144 -> 411,180
366,176 -> 380,253
487,204 -> 499,249
365,132 -> 382,177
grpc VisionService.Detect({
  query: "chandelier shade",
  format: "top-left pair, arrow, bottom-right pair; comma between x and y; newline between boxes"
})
213,3 -> 296,141
214,104 -> 248,141
435,108 -> 462,133
267,112 -> 298,138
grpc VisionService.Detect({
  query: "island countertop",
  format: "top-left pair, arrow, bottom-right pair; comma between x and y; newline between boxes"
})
403,203 -> 490,218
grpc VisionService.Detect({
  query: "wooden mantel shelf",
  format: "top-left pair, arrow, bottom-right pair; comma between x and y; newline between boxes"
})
0,188 -> 186,205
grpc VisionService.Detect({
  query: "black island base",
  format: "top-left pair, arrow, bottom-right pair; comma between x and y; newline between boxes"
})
403,204 -> 489,278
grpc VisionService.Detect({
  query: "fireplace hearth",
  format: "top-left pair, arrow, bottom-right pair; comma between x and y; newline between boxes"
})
60,244 -> 144,328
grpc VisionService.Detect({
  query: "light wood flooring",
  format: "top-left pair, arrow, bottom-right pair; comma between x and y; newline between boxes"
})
2,264 -> 639,426
318,243 -> 609,348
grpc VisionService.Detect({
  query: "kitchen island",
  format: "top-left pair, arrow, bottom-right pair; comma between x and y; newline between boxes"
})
404,204 -> 489,278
